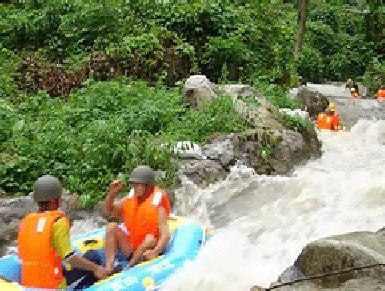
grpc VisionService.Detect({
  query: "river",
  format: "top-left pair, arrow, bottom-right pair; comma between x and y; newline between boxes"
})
163,119 -> 385,290
4,120 -> 384,290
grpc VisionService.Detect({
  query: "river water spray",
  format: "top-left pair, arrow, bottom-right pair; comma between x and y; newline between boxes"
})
163,119 -> 385,290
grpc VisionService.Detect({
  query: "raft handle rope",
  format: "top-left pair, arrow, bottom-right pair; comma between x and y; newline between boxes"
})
262,263 -> 385,290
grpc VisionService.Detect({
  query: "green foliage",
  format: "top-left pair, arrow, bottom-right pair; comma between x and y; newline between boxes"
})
363,0 -> 384,55
362,57 -> 385,96
0,1 -> 382,86
59,4 -> 122,54
282,114 -> 314,134
1,0 -> 384,203
238,95 -> 260,110
256,83 -> 301,109
0,1 -> 300,86
309,3 -> 339,32
298,45 -> 325,83
202,36 -> 254,81
261,134 -> 278,164
0,81 -> 247,205
0,3 -> 76,56
306,21 -> 336,57
0,45 -> 21,99
300,1 -> 378,82
163,96 -> 247,143
0,99 -> 17,143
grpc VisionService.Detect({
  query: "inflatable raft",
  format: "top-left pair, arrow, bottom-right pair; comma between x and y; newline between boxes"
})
0,216 -> 208,290
318,127 -> 347,133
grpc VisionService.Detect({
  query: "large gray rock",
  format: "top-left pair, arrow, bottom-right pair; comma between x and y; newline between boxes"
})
293,231 -> 385,288
180,127 -> 321,188
182,75 -> 217,109
259,277 -> 384,290
220,84 -> 285,130
297,87 -> 329,118
269,229 -> 385,290
179,159 -> 227,188
270,129 -> 321,174
178,82 -> 322,188
220,84 -> 262,102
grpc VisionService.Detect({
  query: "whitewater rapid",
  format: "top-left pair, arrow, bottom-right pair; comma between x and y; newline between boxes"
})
163,119 -> 385,290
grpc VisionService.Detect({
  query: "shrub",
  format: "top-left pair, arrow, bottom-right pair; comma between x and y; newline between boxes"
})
363,57 -> 385,96
201,36 -> 254,82
0,80 -> 248,205
0,46 -> 20,100
163,96 -> 247,143
255,83 -> 301,109
282,114 -> 314,135
0,99 -> 17,143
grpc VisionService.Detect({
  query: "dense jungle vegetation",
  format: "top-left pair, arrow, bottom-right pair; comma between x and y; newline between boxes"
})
0,0 -> 383,205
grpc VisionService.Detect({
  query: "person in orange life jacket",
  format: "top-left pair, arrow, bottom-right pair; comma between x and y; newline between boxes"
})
327,102 -> 340,130
316,102 -> 340,130
17,175 -> 108,289
375,85 -> 385,100
103,166 -> 171,273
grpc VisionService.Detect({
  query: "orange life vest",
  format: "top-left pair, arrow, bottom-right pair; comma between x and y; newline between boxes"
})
18,210 -> 69,289
316,113 -> 333,130
377,89 -> 385,100
122,186 -> 170,250
316,112 -> 340,130
331,111 -> 340,129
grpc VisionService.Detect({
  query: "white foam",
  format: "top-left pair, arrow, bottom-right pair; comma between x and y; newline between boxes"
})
164,120 -> 385,290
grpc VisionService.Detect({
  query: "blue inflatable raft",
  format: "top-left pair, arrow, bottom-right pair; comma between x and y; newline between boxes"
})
0,216 -> 208,290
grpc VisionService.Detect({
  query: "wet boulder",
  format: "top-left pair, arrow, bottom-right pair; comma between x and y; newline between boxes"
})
272,230 -> 385,290
295,231 -> 385,287
296,87 -> 329,118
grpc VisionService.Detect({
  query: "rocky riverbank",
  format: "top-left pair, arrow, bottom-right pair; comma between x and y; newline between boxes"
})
178,76 -> 321,188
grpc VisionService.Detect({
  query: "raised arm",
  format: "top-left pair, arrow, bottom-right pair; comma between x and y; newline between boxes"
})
103,180 -> 123,218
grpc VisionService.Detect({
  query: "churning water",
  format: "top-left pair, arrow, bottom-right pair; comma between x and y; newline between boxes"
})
162,119 -> 385,290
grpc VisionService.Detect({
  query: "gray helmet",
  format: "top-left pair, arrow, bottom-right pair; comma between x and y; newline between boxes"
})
129,166 -> 155,186
33,175 -> 63,202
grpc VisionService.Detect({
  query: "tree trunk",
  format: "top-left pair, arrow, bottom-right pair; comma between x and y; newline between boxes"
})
294,0 -> 309,58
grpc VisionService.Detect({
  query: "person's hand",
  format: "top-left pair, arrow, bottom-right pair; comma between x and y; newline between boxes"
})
142,249 -> 159,261
94,266 -> 109,279
108,180 -> 122,197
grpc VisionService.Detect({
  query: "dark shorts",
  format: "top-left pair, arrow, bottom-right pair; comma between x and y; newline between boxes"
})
63,250 -> 100,289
